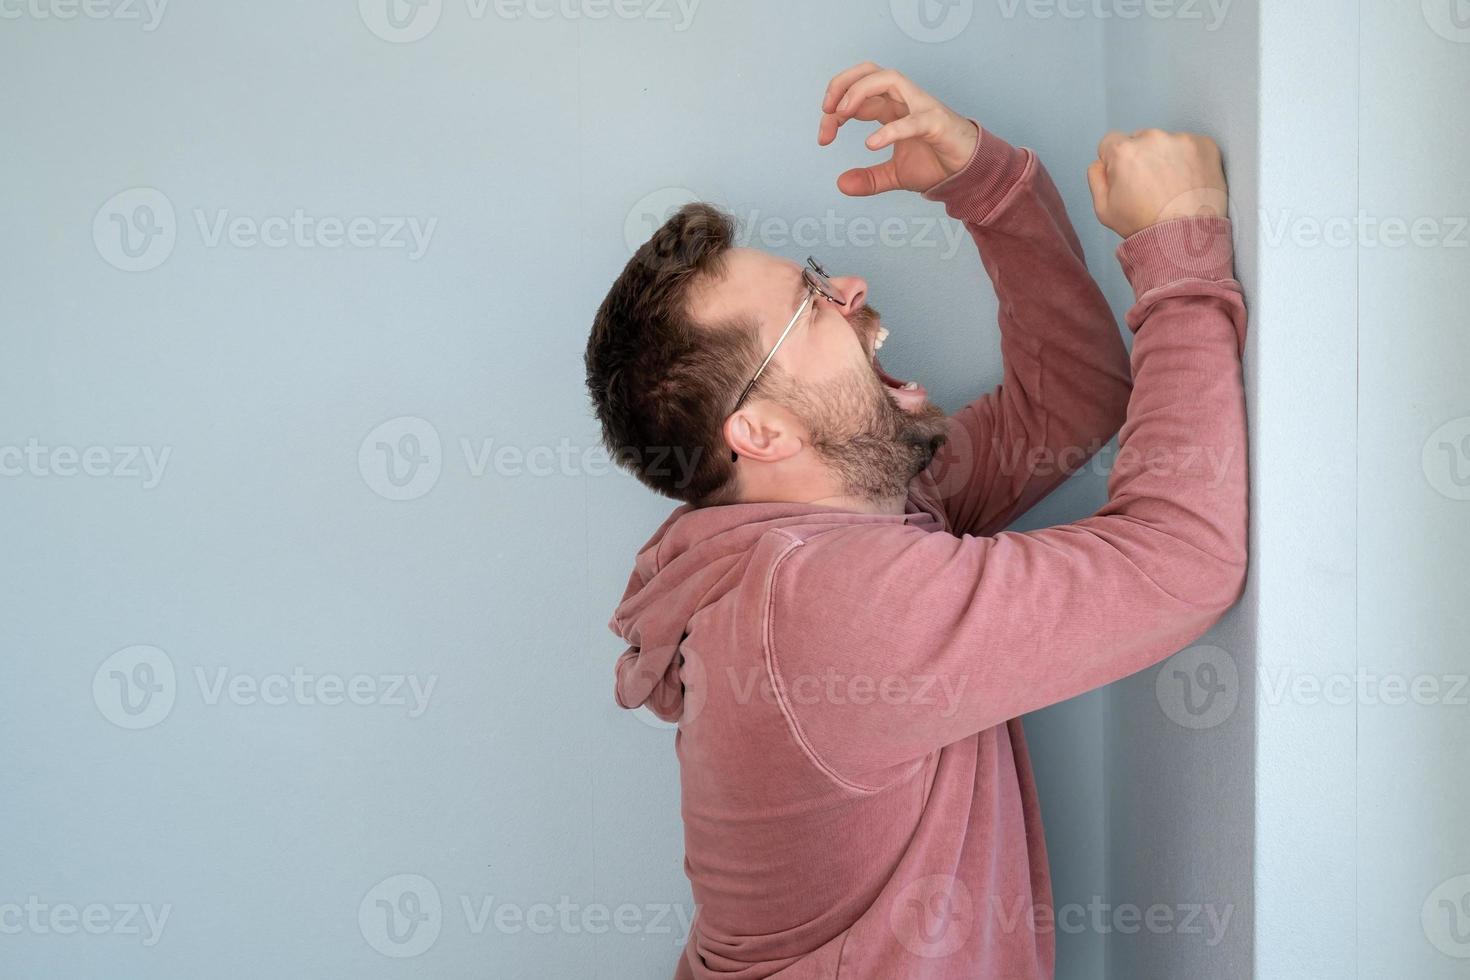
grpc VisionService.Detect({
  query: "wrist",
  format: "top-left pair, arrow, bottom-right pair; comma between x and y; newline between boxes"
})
1116,215 -> 1236,298
921,120 -> 1031,224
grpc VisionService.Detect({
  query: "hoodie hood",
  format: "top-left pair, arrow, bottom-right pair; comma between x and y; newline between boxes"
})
607,497 -> 943,722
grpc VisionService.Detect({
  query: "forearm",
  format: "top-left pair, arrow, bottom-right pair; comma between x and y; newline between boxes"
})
920,125 -> 1133,535
774,216 -> 1250,777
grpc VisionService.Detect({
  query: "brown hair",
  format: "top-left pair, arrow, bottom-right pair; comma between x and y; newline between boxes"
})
585,202 -> 762,505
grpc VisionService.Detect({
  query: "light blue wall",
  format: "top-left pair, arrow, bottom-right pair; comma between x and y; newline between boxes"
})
9,2 -> 1458,978
1357,2 -> 1470,975
0,2 -> 1114,977
1096,6 -> 1262,979
1099,2 -> 1470,979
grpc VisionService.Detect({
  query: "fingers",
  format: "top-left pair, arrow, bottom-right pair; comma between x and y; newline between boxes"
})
818,94 -> 904,146
1086,158 -> 1108,215
832,67 -> 930,121
864,109 -> 941,151
836,160 -> 902,198
1097,129 -> 1130,163
822,61 -> 883,114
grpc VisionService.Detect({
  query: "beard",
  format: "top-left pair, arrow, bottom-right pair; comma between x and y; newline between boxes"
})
767,307 -> 951,501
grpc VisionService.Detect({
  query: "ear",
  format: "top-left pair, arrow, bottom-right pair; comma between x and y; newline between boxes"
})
723,403 -> 804,465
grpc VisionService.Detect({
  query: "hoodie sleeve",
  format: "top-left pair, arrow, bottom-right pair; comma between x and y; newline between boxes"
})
916,124 -> 1134,538
764,215 -> 1248,789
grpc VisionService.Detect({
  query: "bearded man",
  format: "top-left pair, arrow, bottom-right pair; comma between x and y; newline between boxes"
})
585,61 -> 1247,980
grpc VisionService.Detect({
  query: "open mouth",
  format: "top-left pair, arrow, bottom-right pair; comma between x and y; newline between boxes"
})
868,324 -> 929,411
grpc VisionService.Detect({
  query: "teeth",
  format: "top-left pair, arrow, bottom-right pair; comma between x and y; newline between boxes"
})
873,326 -> 888,351
902,381 -> 918,390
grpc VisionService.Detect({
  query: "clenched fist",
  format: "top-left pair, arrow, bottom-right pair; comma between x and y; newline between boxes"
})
1087,129 -> 1228,239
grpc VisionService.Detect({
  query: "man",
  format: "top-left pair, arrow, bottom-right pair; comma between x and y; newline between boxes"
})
585,62 -> 1247,980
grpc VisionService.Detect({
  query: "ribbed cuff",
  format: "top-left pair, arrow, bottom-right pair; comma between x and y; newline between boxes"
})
920,119 -> 1032,224
1116,215 -> 1236,298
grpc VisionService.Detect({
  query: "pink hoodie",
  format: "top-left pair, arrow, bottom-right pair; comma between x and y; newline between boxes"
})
607,126 -> 1249,979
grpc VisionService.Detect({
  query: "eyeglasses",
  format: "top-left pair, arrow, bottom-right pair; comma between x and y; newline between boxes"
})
727,257 -> 846,462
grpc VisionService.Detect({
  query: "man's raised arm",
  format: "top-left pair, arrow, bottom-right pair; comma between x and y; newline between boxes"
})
913,124 -> 1135,536
819,63 -> 1133,536
769,128 -> 1247,783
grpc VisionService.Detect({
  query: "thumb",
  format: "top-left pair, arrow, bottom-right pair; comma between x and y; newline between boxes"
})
837,160 -> 902,198
1086,159 -> 1109,221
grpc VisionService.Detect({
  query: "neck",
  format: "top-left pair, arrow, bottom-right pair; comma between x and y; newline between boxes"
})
803,491 -> 907,515
732,465 -> 907,515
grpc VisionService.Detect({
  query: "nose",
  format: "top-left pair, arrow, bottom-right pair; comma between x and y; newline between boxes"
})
830,275 -> 867,314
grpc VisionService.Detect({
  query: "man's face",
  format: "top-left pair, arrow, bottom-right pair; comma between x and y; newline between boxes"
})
695,247 -> 951,499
